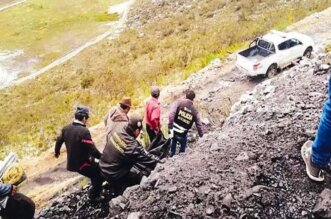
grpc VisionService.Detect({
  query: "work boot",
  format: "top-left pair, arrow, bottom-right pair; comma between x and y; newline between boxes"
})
301,141 -> 324,182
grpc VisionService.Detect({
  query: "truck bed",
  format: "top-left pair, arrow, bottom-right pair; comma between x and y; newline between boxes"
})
238,46 -> 273,62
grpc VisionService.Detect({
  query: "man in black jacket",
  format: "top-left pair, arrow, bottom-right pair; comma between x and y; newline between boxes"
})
55,106 -> 103,201
168,89 -> 204,157
99,114 -> 160,195
0,183 -> 35,219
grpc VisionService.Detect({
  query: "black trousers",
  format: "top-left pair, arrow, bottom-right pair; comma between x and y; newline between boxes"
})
109,170 -> 143,196
0,193 -> 35,219
146,124 -> 157,143
78,162 -> 104,198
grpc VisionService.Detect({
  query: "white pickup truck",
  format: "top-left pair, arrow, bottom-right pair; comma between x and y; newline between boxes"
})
236,30 -> 314,77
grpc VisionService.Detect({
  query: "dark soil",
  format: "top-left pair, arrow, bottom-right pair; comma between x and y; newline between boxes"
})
36,53 -> 331,219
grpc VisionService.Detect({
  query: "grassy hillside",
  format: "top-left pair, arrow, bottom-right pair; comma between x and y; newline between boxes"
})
0,0 -> 122,68
0,0 -> 331,158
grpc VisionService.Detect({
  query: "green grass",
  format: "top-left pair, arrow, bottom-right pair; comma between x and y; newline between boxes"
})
326,44 -> 331,53
0,0 -> 331,159
182,42 -> 248,79
0,0 -> 123,68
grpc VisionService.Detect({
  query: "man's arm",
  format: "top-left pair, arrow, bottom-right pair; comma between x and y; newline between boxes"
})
195,111 -> 204,137
125,140 -> 159,169
54,129 -> 65,158
150,105 -> 161,131
82,130 -> 101,159
168,101 -> 178,130
104,110 -> 110,127
104,107 -> 117,127
0,184 -> 13,198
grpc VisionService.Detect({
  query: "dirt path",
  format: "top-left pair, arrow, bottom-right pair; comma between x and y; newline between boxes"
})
0,0 -> 135,89
103,52 -> 331,219
0,0 -> 25,12
287,7 -> 331,51
21,6 -> 331,212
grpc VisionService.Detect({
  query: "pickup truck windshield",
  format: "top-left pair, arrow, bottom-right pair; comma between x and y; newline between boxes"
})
257,39 -> 275,53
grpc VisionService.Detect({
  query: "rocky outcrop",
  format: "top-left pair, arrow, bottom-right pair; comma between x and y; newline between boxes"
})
114,53 -> 331,218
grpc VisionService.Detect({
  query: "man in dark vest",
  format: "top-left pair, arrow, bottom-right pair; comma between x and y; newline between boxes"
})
168,89 -> 204,157
55,106 -> 104,201
99,114 -> 160,196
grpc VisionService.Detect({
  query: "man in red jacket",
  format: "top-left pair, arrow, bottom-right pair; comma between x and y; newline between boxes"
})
55,106 -> 104,201
145,86 -> 161,142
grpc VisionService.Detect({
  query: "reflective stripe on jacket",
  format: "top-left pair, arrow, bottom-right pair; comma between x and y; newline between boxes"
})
168,98 -> 204,137
100,122 -> 159,180
55,121 -> 101,171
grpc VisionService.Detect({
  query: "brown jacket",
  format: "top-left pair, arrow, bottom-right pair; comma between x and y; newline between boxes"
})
104,106 -> 129,136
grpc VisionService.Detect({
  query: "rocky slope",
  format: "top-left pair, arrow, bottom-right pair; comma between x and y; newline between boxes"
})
36,51 -> 331,218
31,3 -> 331,218
106,54 -> 331,219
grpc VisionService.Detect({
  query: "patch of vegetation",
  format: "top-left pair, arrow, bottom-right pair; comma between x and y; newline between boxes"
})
95,12 -> 119,22
0,0 -> 331,158
0,0 -> 123,68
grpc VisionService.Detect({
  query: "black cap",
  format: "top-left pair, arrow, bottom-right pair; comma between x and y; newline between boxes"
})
76,106 -> 89,116
128,114 -> 143,131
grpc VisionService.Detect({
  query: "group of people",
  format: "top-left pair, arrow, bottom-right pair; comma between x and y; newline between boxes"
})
1,76 -> 331,218
4,76 -> 330,218
54,87 -> 204,201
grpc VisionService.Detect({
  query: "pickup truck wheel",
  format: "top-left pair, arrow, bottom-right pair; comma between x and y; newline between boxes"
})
303,47 -> 312,58
266,64 -> 278,78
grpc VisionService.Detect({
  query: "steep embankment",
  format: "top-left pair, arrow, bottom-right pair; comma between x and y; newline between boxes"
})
36,54 -> 331,219
114,56 -> 331,218
31,5 -> 331,217
1,0 -> 330,158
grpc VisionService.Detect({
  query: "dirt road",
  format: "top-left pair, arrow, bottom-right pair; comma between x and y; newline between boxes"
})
0,0 -> 135,89
0,0 -> 25,12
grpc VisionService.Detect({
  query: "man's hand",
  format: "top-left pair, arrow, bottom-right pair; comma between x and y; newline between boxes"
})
168,129 -> 174,139
55,152 -> 60,158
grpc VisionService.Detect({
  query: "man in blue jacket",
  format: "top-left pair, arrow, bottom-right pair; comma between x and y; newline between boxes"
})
302,73 -> 331,182
0,183 -> 35,219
